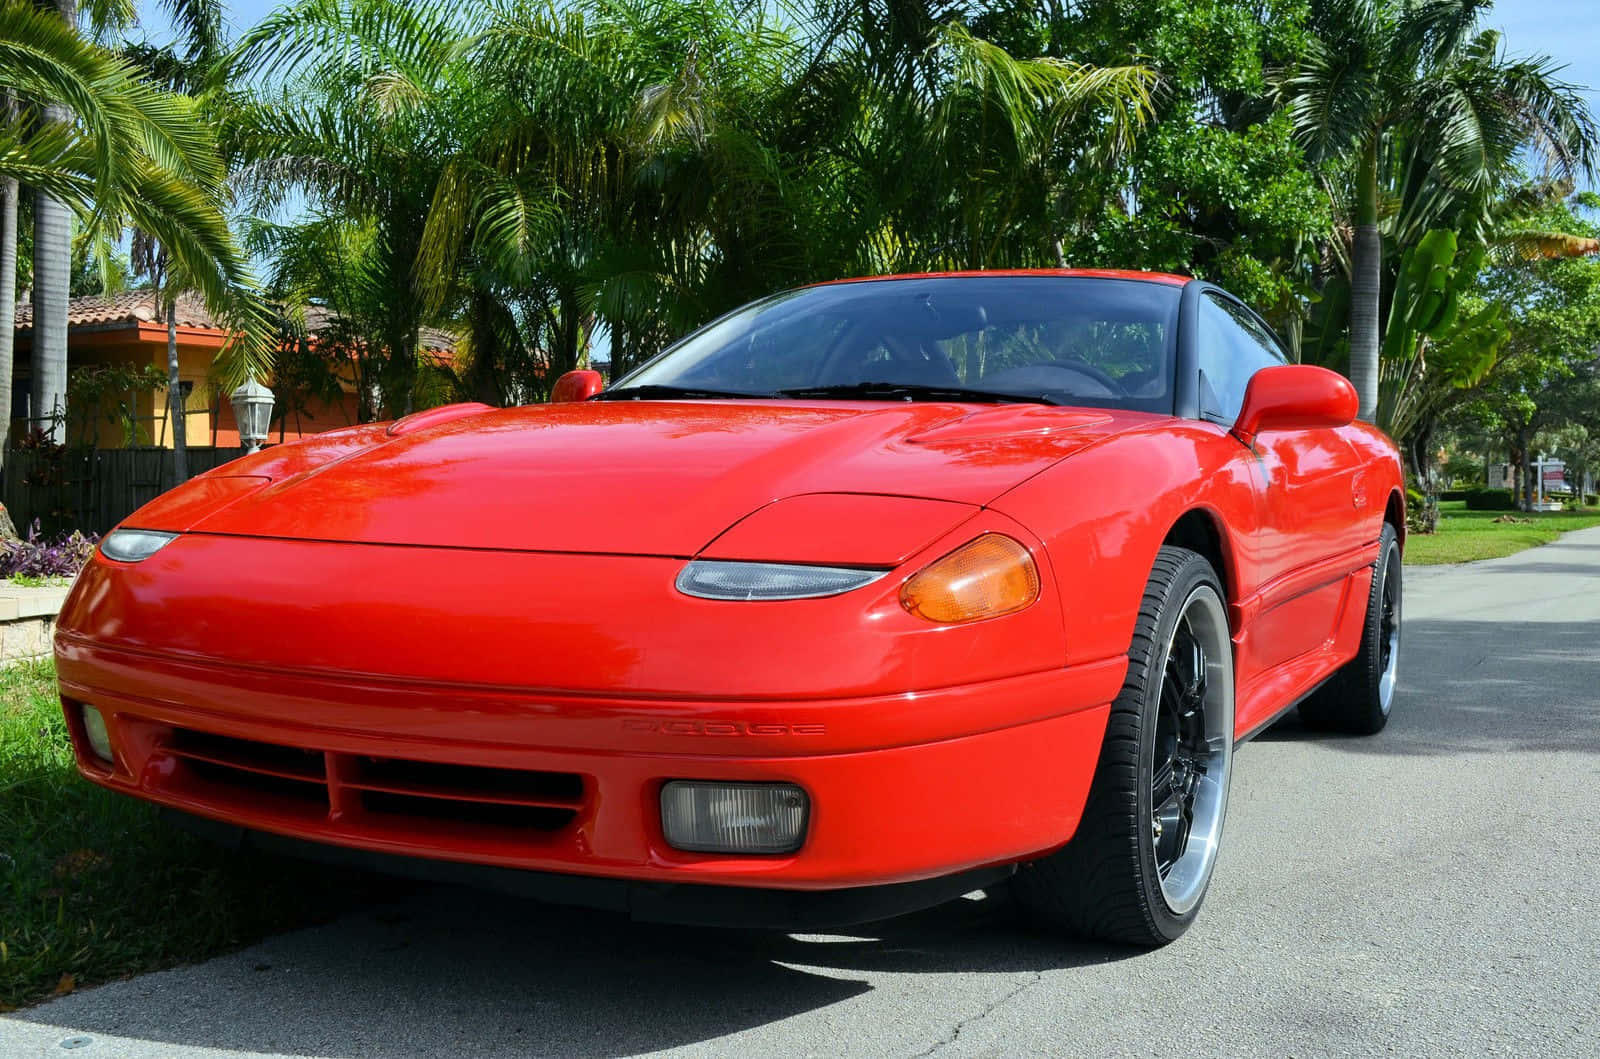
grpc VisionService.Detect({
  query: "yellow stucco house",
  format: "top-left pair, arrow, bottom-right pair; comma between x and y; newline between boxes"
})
12,291 -> 455,448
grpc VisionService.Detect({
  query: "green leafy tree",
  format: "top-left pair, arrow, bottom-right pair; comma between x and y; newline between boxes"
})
1048,0 -> 1327,319
1451,200 -> 1600,508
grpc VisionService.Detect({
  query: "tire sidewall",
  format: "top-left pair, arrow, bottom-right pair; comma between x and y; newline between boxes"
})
1129,556 -> 1231,941
1362,525 -> 1402,718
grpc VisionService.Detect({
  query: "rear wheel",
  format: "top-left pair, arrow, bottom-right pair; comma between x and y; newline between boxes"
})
1299,523 -> 1401,735
1013,547 -> 1234,946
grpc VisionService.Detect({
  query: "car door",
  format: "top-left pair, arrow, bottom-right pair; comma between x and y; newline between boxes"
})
1195,292 -> 1363,685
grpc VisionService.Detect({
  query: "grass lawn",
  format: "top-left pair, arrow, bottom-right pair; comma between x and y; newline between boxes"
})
1404,500 -> 1600,565
0,659 -> 395,1011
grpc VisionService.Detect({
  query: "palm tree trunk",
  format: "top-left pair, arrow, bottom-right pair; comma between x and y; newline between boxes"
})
0,173 -> 17,467
166,296 -> 187,484
30,0 -> 77,445
1348,137 -> 1382,423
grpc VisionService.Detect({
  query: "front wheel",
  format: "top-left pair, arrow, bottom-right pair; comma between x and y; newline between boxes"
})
1012,547 -> 1234,946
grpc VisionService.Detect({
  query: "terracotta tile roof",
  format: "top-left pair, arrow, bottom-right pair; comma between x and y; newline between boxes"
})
14,290 -> 220,331
296,305 -> 458,354
15,291 -> 458,354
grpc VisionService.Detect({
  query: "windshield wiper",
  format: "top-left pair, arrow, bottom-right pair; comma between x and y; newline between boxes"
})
593,384 -> 775,401
776,382 -> 1057,406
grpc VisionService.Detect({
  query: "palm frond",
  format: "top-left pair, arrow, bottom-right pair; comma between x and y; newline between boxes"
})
1498,229 -> 1600,260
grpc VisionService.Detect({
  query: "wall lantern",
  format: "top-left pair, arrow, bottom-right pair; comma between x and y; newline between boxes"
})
229,375 -> 275,454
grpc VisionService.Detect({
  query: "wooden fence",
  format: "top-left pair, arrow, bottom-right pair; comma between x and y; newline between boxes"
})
2,447 -> 248,537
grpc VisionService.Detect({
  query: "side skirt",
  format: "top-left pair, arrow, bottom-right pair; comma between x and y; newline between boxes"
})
1232,672 -> 1335,746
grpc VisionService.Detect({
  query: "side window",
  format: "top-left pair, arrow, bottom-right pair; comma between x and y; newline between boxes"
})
1196,293 -> 1286,423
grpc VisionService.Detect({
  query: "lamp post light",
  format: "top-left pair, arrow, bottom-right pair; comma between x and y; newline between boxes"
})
229,375 -> 275,455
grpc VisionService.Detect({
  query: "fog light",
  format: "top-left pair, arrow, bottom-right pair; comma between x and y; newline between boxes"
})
80,705 -> 113,763
660,781 -> 808,854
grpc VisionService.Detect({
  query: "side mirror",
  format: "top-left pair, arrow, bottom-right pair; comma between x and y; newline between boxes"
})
1232,364 -> 1358,444
550,369 -> 604,404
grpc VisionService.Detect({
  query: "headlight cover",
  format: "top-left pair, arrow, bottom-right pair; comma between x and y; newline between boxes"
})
677,559 -> 888,601
99,529 -> 178,563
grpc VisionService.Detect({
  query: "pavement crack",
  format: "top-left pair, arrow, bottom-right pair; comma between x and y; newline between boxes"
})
913,970 -> 1044,1057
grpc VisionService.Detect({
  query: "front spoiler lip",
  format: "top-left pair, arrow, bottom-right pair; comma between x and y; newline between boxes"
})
164,808 -> 1016,930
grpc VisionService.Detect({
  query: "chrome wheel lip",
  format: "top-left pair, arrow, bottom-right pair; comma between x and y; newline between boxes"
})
1377,548 -> 1401,716
1151,584 -> 1233,917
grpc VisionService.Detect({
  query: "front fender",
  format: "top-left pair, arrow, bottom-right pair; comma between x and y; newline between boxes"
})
989,422 -> 1261,666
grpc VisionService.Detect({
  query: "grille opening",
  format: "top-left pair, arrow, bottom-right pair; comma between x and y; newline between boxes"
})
355,756 -> 583,804
183,758 -> 330,809
149,723 -> 584,841
360,789 -> 576,832
169,728 -> 326,782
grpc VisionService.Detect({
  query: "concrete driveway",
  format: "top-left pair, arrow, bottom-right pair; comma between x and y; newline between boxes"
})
6,528 -> 1598,1058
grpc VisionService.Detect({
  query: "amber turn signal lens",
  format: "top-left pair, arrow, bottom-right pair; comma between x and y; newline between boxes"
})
900,533 -> 1040,624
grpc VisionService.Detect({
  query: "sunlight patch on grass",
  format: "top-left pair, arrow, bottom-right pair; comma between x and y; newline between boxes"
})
1403,502 -> 1600,565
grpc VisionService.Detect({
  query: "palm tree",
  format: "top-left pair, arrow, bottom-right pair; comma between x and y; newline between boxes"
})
123,0 -> 227,483
1,0 -> 266,446
222,0 -> 476,418
1281,0 -> 1596,421
811,17 -> 1155,274
411,1 -> 1154,378
0,93 -> 18,470
30,0 -> 78,442
26,0 -> 132,442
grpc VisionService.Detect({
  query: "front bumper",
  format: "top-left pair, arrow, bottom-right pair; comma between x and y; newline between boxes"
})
57,637 -> 1120,894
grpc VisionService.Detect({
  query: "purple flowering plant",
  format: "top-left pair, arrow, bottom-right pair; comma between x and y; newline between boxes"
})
0,520 -> 100,579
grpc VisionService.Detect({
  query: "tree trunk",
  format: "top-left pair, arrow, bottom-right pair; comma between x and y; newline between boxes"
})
1516,429 -> 1535,511
0,172 -> 17,466
1348,138 -> 1382,422
1406,420 -> 1439,533
166,297 -> 187,485
30,0 -> 77,445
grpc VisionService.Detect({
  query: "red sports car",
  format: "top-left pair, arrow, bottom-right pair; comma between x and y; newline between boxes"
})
55,270 -> 1403,946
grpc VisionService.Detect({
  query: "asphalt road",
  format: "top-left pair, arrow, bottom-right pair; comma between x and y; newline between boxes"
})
6,528 -> 1599,1059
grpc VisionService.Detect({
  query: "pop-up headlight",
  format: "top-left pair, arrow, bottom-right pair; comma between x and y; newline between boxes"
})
99,529 -> 178,563
677,560 -> 887,601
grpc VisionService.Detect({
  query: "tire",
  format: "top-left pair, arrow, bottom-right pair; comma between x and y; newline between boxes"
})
1012,547 -> 1234,946
1299,523 -> 1402,735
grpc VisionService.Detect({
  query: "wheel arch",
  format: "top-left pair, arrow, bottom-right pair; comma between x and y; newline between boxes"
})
1384,488 -> 1406,548
1162,508 -> 1238,606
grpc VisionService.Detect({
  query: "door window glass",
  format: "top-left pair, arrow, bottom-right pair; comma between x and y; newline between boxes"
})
1196,293 -> 1286,423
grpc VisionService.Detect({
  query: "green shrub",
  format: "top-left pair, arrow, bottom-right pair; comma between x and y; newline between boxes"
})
1463,487 -> 1517,511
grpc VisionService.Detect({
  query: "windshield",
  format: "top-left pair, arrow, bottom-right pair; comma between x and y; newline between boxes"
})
612,276 -> 1182,412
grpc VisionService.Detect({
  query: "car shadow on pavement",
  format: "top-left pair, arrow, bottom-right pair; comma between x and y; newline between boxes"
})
1470,560 -> 1600,576
14,879 -> 1131,1057
1254,618 -> 1600,756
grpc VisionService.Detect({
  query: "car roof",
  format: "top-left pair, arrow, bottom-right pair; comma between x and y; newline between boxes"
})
811,269 -> 1192,289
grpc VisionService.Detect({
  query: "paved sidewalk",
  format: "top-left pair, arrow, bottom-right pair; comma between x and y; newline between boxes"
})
5,528 -> 1599,1058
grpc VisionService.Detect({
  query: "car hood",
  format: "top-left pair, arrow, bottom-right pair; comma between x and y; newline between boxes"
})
174,401 -> 1153,555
